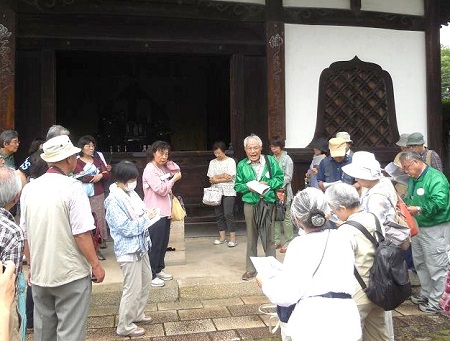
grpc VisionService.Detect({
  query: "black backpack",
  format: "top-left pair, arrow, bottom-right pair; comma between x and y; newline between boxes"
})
346,214 -> 411,311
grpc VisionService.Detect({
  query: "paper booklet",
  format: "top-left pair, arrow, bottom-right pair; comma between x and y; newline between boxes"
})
250,256 -> 283,278
383,162 -> 409,185
322,180 -> 342,189
247,180 -> 270,195
148,208 -> 161,227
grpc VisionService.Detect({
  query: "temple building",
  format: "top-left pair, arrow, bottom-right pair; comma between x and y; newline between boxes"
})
1,0 -> 449,220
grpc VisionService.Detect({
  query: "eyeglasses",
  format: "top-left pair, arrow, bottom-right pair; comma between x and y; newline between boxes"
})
8,139 -> 19,145
406,145 -> 420,148
402,160 -> 416,171
156,151 -> 169,157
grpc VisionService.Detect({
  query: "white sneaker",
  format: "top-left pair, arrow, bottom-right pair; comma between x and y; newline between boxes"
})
157,270 -> 173,281
151,277 -> 165,287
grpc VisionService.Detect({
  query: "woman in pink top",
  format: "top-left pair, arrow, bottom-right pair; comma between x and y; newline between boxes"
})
143,141 -> 182,287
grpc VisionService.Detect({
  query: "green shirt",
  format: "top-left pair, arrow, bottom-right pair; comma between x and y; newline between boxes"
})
0,149 -> 15,168
234,154 -> 284,204
404,166 -> 450,227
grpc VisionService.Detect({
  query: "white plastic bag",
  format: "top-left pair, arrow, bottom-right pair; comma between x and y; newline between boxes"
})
202,186 -> 222,206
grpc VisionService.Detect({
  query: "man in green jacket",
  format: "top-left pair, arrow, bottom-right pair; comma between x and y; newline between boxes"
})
400,151 -> 450,313
235,134 -> 284,281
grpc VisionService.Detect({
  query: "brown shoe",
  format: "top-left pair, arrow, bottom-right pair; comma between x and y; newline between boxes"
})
242,271 -> 257,281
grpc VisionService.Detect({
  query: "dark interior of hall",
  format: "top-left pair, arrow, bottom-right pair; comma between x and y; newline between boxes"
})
56,51 -> 231,152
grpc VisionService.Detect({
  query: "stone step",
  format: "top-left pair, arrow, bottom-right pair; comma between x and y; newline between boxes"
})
91,276 -> 262,307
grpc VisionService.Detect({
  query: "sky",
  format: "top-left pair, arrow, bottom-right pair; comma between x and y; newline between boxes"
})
442,25 -> 450,47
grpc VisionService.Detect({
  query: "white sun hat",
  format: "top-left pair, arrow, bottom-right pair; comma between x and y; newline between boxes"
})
41,135 -> 81,162
342,151 -> 382,180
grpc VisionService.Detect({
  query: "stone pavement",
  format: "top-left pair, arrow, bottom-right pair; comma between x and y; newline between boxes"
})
26,223 -> 450,340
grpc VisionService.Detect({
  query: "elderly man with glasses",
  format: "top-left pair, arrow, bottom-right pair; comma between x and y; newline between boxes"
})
0,130 -> 20,168
405,132 -> 442,171
399,151 -> 450,314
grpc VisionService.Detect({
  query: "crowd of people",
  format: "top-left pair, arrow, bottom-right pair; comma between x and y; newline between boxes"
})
0,126 -> 449,341
235,132 -> 450,341
0,126 -> 182,339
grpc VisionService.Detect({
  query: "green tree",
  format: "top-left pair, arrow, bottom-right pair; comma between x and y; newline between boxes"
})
442,45 -> 450,98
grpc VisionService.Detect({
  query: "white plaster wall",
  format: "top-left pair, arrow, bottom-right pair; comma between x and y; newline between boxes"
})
361,0 -> 424,16
285,24 -> 427,148
283,0 -> 349,9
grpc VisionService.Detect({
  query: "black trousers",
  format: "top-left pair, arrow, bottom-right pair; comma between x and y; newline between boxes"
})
147,217 -> 171,279
26,285 -> 34,328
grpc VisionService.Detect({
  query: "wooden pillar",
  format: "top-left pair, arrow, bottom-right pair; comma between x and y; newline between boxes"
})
266,0 -> 285,141
230,54 -> 246,160
0,3 -> 15,131
424,0 -> 443,158
41,50 -> 56,134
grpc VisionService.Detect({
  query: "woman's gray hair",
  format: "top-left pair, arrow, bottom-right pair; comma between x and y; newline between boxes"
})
243,134 -> 263,148
324,183 -> 360,210
291,187 -> 328,228
0,166 -> 21,208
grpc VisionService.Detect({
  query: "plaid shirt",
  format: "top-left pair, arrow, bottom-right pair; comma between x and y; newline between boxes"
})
0,207 -> 25,274
420,148 -> 443,172
104,188 -> 152,259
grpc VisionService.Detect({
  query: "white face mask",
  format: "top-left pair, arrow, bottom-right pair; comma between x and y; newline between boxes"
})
125,181 -> 137,192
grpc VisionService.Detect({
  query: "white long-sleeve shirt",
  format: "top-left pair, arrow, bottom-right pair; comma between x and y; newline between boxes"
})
261,230 -> 361,340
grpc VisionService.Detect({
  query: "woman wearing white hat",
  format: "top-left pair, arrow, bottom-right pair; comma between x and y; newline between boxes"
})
341,151 -> 409,341
342,151 -> 409,246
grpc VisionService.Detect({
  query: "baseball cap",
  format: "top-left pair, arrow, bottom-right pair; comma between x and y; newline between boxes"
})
328,138 -> 347,158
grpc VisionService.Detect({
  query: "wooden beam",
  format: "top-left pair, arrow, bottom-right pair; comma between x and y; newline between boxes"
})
350,0 -> 361,13
230,54 -> 246,160
266,0 -> 283,21
266,21 -> 285,141
40,50 -> 56,132
424,0 -> 444,160
0,6 -> 15,131
17,0 -> 266,22
283,8 -> 425,31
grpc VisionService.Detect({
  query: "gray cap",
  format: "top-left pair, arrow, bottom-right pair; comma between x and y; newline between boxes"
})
406,132 -> 425,146
395,133 -> 409,147
335,131 -> 352,143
